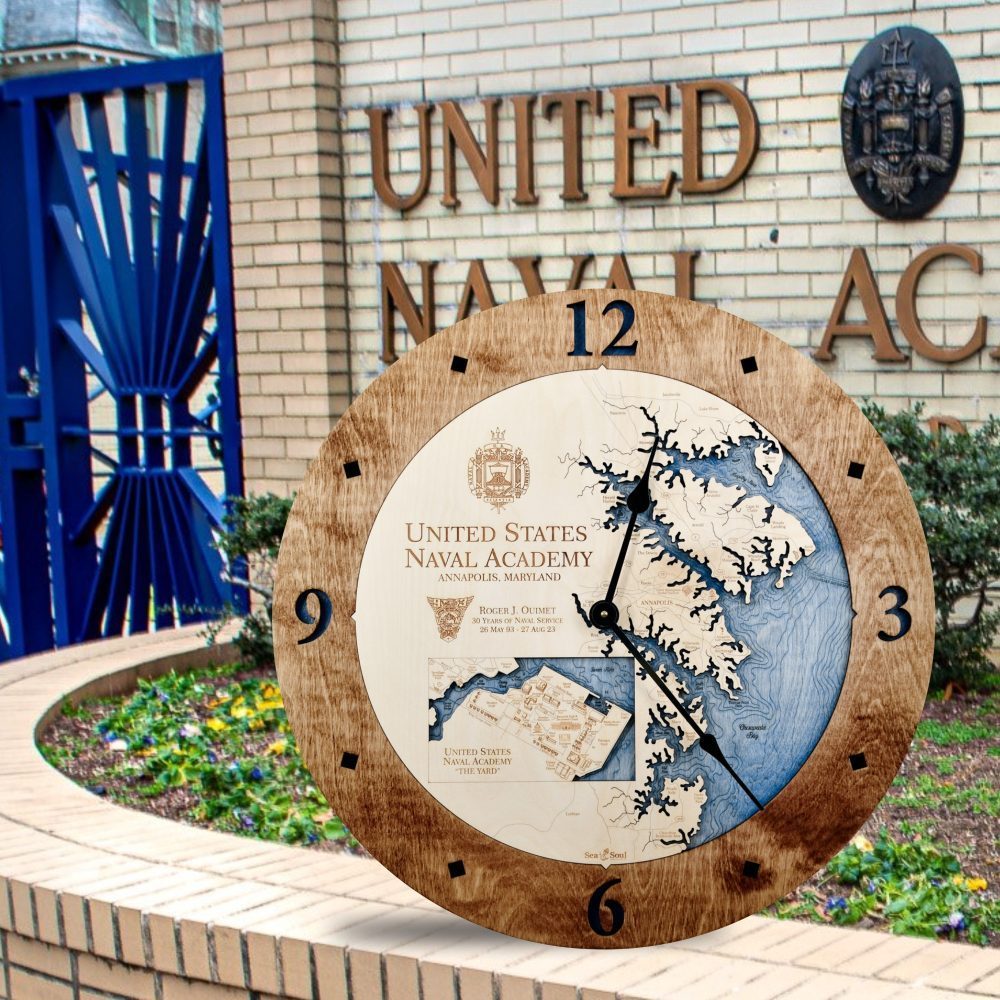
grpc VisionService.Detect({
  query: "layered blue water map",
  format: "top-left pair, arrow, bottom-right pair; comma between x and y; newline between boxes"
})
623,436 -> 854,846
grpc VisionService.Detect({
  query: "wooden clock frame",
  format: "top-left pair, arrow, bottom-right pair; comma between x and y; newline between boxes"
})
273,289 -> 933,948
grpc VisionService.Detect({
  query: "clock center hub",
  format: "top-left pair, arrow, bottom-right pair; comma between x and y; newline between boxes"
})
588,599 -> 620,628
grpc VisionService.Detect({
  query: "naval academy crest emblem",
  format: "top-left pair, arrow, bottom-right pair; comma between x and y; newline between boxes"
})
468,428 -> 530,512
426,596 -> 474,642
841,26 -> 963,220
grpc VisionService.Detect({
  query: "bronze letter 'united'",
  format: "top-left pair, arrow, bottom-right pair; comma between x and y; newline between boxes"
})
841,26 -> 963,220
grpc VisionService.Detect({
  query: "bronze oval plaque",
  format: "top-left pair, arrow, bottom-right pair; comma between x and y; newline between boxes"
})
841,26 -> 963,220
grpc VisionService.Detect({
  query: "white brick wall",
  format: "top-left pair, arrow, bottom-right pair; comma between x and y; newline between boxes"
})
226,0 -> 1000,493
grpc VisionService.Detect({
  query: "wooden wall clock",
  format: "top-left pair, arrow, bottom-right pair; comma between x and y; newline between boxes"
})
273,290 -> 933,948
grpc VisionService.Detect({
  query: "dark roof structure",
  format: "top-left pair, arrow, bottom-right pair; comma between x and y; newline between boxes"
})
1,0 -> 157,60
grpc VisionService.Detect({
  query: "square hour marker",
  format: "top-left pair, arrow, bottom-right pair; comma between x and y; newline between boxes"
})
847,461 -> 865,480
850,752 -> 868,771
740,356 -> 758,374
340,752 -> 358,770
451,355 -> 468,373
344,460 -> 361,479
448,860 -> 466,879
743,860 -> 760,879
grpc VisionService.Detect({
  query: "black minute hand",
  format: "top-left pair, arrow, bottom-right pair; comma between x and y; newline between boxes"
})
608,623 -> 763,811
603,434 -> 658,605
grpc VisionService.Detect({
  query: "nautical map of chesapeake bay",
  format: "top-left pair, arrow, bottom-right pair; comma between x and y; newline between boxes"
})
427,384 -> 853,858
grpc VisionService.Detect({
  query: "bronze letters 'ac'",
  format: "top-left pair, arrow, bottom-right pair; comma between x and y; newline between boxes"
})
841,26 -> 963,220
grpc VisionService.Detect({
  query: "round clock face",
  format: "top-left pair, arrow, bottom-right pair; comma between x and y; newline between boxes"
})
355,368 -> 852,865
274,290 -> 933,948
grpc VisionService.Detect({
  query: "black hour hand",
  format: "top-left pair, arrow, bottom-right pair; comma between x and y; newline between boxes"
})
603,433 -> 658,605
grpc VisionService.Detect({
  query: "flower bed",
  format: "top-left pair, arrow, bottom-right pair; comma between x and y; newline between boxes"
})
39,660 -> 1000,945
41,661 -> 357,850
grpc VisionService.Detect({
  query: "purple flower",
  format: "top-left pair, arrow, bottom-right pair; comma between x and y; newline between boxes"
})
242,815 -> 255,829
249,766 -> 264,781
948,911 -> 966,931
306,832 -> 319,844
103,731 -> 117,742
824,897 -> 848,913
206,750 -> 218,764
143,735 -> 155,747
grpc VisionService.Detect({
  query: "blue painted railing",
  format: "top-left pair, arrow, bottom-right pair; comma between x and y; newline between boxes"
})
0,55 -> 244,661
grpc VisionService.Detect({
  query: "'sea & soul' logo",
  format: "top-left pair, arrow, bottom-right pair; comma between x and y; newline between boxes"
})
468,429 -> 530,512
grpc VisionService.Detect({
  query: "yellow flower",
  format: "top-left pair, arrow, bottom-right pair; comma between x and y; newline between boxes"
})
248,717 -> 264,731
265,739 -> 287,756
255,698 -> 284,712
230,705 -> 251,719
966,878 -> 988,892
953,875 -> 966,886
851,835 -> 874,853
205,718 -> 227,732
261,683 -> 281,700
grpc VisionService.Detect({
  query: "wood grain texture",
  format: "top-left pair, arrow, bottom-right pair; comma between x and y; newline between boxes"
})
273,290 -> 933,949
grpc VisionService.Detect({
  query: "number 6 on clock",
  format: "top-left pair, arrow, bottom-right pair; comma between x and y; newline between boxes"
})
587,879 -> 625,936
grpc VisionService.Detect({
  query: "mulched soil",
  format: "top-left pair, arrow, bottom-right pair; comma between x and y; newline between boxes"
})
870,692 -> 998,887
772,685 -> 999,941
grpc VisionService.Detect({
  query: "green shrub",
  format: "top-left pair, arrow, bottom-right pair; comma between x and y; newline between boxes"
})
863,402 -> 1000,688
206,493 -> 294,668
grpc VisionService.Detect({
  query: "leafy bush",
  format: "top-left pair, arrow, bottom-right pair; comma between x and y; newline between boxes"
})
863,402 -> 1000,687
206,493 -> 293,668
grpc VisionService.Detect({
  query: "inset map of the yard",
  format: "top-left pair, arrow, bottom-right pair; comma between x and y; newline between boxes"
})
430,661 -> 631,782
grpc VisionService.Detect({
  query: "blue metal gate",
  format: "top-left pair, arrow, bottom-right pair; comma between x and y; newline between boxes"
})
0,54 -> 243,661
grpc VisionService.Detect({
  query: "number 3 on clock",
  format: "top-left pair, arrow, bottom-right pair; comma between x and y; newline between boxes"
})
568,299 -> 637,357
878,585 -> 911,642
